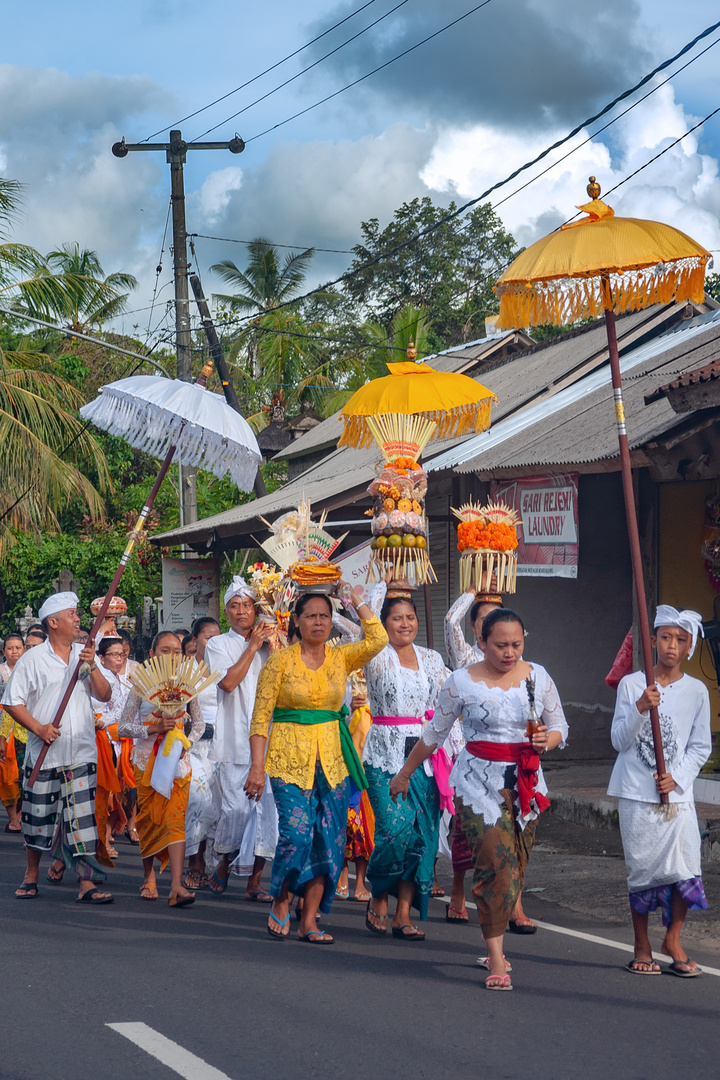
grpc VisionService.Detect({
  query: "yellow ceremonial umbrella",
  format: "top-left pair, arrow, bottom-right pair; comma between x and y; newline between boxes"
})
338,356 -> 496,451
495,176 -> 712,802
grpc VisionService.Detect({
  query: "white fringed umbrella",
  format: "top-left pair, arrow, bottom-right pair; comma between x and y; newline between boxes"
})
28,362 -> 260,787
80,374 -> 261,492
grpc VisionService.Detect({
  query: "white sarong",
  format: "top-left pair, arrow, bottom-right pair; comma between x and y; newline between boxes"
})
618,797 -> 701,891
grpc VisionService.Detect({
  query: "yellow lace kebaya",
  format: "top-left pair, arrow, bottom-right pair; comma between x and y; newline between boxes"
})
250,616 -> 388,789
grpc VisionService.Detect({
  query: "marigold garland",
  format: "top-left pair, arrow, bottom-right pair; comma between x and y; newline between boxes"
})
457,520 -> 518,553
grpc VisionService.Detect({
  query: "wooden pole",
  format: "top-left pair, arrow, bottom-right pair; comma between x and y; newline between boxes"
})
603,293 -> 667,803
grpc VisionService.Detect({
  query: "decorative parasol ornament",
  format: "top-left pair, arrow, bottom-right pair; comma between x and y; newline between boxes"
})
494,177 -> 713,805
28,360 -> 261,789
90,596 -> 127,617
452,499 -> 520,593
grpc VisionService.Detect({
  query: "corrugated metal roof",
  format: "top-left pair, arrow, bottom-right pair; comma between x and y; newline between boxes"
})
428,308 -> 720,475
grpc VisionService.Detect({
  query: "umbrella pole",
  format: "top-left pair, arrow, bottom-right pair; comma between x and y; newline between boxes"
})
26,438 -> 181,788
603,298 -> 668,803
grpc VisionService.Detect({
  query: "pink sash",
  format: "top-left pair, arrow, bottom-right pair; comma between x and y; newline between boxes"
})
373,711 -> 455,814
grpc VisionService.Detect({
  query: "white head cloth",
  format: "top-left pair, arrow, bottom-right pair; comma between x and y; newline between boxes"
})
38,591 -> 80,622
653,604 -> 704,658
224,576 -> 257,607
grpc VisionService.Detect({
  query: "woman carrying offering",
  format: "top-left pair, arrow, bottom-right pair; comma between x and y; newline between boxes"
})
246,582 -> 387,944
356,582 -> 453,940
390,608 -> 567,989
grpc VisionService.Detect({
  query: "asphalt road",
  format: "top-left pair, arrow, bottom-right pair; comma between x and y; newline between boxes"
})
1,828 -> 718,1080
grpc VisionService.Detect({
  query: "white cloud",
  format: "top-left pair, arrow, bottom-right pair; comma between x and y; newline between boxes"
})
192,167 -> 244,225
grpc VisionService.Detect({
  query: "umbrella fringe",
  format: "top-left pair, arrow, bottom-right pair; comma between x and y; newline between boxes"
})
495,258 -> 707,330
338,398 -> 493,450
81,391 -> 261,492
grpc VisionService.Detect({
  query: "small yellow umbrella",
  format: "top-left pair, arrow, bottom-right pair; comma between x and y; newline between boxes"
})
495,177 -> 712,802
338,358 -> 496,450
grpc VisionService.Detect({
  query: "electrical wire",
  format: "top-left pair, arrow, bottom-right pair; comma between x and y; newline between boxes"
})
192,0 -> 413,141
189,232 -> 355,255
217,19 -> 720,329
140,0 -> 381,142
144,199 -> 172,344
239,1 -> 494,145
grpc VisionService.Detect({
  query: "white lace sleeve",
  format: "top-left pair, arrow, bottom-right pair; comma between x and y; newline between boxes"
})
117,692 -> 148,740
540,671 -> 568,747
422,673 -> 462,748
332,612 -> 362,644
444,592 -> 476,671
188,698 -> 205,745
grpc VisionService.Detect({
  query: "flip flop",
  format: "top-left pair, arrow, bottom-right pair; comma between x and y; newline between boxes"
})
446,905 -> 469,923
76,887 -> 114,905
667,959 -> 702,978
300,930 -> 334,945
476,955 -> 512,973
4,822 -> 22,833
431,885 -> 445,898
334,886 -> 349,900
267,905 -> 290,939
365,901 -> 388,936
485,974 -> 513,991
46,863 -> 65,884
508,918 -> 537,935
625,958 -> 661,975
183,871 -> 203,890
353,892 -> 372,902
207,871 -> 229,895
245,889 -> 273,903
391,924 -> 425,941
139,885 -> 159,901
15,882 -> 39,899
168,893 -> 196,909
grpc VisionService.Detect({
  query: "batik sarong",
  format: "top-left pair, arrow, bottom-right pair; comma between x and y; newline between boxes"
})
134,765 -> 190,872
21,761 -> 106,882
455,788 -> 536,938
269,766 -> 351,914
365,763 -> 440,920
450,815 -> 473,873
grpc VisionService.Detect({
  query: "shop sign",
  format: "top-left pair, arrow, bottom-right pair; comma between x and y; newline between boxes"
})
491,474 -> 579,578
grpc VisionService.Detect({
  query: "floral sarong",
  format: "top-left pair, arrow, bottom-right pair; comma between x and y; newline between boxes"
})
365,762 -> 440,920
269,766 -> 351,914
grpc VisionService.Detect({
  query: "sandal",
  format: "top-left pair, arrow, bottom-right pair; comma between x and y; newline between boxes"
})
46,862 -> 65,884
168,892 -> 196,909
207,871 -> 229,895
667,959 -> 702,978
4,822 -> 22,833
106,847 -> 119,860
334,885 -> 349,900
508,917 -> 537,935
245,889 -> 273,903
365,901 -> 388,936
625,958 -> 661,975
15,881 -> 39,899
300,929 -> 334,945
183,870 -> 203,890
431,885 -> 445,898
353,891 -> 372,902
476,955 -> 512,972
391,924 -> 425,941
125,827 -> 140,846
76,887 -> 114,905
267,904 -> 290,939
445,905 -> 469,923
140,885 -> 159,901
485,974 -> 513,991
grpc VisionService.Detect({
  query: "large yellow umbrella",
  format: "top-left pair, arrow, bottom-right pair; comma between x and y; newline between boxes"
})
495,177 -> 712,802
338,358 -> 496,449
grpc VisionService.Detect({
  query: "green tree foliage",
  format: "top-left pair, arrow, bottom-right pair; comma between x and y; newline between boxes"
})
24,243 -> 138,331
705,272 -> 720,304
343,197 -> 518,346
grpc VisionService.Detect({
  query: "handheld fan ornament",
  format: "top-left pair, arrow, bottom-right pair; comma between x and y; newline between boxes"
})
452,499 -> 521,593
260,499 -> 345,594
247,561 -> 296,650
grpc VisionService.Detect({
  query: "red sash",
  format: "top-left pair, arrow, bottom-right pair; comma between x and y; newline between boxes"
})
465,739 -> 550,819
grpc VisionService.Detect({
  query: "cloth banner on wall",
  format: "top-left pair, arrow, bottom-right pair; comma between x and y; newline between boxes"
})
160,558 -> 220,629
491,474 -> 579,578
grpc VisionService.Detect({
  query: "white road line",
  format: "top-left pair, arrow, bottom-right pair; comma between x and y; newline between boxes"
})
107,1023 -> 233,1079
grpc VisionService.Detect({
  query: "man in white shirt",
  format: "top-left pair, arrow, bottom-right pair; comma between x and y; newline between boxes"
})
2,592 -> 115,903
608,605 -> 711,977
204,577 -> 278,899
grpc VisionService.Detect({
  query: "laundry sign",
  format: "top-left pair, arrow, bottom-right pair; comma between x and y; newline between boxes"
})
491,474 -> 579,578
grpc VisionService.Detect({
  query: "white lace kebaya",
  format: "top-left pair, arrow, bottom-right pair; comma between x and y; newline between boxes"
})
444,591 -> 484,670
422,664 -> 568,828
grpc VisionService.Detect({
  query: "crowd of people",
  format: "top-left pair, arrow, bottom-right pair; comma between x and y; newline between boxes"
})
0,578 -> 711,988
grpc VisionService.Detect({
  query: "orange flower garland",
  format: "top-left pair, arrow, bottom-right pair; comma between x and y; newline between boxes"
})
457,520 -> 518,553
384,456 -> 422,475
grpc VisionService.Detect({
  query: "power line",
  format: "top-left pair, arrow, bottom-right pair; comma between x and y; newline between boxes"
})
144,199 -> 172,343
140,0 -> 381,142
219,19 -> 720,327
189,232 -> 355,255
192,0 -> 413,141
242,1 -> 495,145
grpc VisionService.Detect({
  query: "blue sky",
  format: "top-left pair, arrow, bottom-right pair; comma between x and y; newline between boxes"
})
2,0 -> 719,337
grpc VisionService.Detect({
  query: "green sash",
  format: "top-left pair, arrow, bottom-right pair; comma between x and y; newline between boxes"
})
272,706 -> 368,791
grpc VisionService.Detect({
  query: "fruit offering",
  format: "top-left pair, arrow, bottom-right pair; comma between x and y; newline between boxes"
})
367,456 -> 436,585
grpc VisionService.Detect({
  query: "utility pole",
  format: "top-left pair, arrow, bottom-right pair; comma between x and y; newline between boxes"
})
190,273 -> 268,499
112,129 -> 245,528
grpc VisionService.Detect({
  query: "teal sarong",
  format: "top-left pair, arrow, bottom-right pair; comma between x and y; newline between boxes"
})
272,707 -> 368,792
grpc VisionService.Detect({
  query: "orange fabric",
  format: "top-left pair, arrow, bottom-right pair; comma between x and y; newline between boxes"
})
106,722 -> 136,788
134,765 -> 190,872
358,789 -> 375,853
95,730 -> 122,795
95,786 -> 128,867
349,705 -> 373,757
0,732 -> 20,807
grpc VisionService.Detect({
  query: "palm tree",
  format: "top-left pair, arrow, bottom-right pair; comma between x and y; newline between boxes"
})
0,344 -> 111,553
30,244 -> 138,331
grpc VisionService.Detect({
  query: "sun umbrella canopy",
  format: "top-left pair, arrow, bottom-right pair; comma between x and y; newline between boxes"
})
80,374 -> 262,492
338,361 -> 496,448
495,187 -> 711,329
